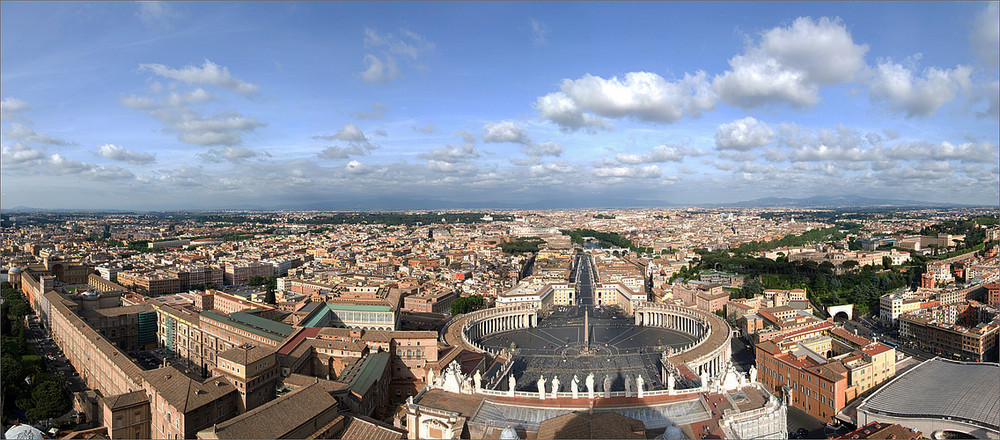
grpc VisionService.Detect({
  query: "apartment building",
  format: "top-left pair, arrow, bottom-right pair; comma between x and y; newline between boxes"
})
116,270 -> 181,296
755,323 -> 895,422
898,303 -> 1000,362
213,344 -> 279,412
223,261 -> 274,286
142,366 -> 240,440
402,288 -> 457,314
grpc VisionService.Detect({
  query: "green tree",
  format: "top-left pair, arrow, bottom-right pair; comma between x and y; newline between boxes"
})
265,284 -> 276,304
2,353 -> 24,396
26,381 -> 70,422
740,278 -> 763,299
248,275 -> 266,286
882,256 -> 893,270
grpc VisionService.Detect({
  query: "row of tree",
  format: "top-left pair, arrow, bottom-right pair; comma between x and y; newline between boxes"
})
2,282 -> 72,425
499,237 -> 544,254
450,295 -> 485,316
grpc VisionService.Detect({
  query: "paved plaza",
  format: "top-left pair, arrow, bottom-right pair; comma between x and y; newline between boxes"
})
480,305 -> 698,392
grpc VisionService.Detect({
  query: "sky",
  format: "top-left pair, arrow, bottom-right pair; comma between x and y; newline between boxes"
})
1,1 -> 998,210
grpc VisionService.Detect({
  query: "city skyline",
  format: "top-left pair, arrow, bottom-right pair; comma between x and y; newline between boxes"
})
1,1 -> 998,210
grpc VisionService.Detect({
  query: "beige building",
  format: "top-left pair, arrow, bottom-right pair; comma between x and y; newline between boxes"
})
214,344 -> 279,412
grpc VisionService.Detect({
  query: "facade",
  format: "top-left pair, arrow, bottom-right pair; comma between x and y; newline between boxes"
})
101,391 -> 152,440
214,344 -> 280,412
224,261 -> 274,286
898,304 -> 1000,362
755,324 -> 896,422
987,282 -> 999,308
402,288 -> 457,314
403,361 -> 787,440
142,366 -> 241,440
116,270 -> 182,296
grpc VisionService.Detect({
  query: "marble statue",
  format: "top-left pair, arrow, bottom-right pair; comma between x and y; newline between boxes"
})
537,376 -> 546,400
473,370 -> 482,391
586,372 -> 595,399
550,376 -> 560,399
636,375 -> 645,398
749,365 -> 758,384
427,369 -> 435,387
508,374 -> 516,393
571,375 -> 580,399
603,374 -> 612,398
667,371 -> 675,392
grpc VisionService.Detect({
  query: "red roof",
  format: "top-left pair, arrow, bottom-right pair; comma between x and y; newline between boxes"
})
277,327 -> 321,355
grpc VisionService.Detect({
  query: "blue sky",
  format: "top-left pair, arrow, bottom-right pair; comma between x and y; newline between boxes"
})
1,1 -> 998,210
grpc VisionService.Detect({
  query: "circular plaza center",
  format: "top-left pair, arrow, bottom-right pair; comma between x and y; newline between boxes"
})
478,305 -> 699,392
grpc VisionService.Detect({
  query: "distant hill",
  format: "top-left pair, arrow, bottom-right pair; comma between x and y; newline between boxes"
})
722,194 -> 977,208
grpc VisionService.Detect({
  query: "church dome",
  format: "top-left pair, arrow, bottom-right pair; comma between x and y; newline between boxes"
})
658,423 -> 686,440
500,426 -> 520,440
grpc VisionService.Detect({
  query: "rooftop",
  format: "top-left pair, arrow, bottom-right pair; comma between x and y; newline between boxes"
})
859,357 -> 1000,431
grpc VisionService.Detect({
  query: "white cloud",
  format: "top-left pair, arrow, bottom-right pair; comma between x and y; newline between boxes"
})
482,120 -> 530,144
360,54 -> 400,84
592,164 -> 662,179
317,145 -> 368,159
313,123 -> 368,142
528,161 -> 575,177
136,1 -> 181,27
351,102 -> 389,119
985,81 -> 1000,119
534,92 -> 611,131
165,88 -> 213,107
0,143 -> 46,168
529,18 -> 549,46
360,28 -> 434,84
419,143 -> 480,163
0,97 -> 30,119
140,60 -> 259,96
125,62 -> 266,146
46,154 -> 135,180
536,71 -> 716,130
426,159 -> 477,174
413,124 -> 436,134
615,144 -> 701,164
867,60 -> 972,117
199,146 -> 262,163
364,27 -> 435,60
970,2 -> 1000,69
713,17 -> 868,108
883,141 -> 998,164
345,160 -> 371,174
715,117 -> 775,150
97,144 -> 156,165
523,141 -> 562,157
3,123 -> 71,145
172,114 -> 266,146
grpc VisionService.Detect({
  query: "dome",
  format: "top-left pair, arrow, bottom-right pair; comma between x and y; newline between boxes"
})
500,426 -> 520,440
8,266 -> 21,274
658,423 -> 686,440
81,290 -> 99,298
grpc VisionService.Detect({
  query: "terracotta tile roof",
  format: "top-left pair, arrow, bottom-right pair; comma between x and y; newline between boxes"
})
217,344 -> 274,365
338,415 -> 407,440
140,365 -> 237,413
205,381 -> 339,439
